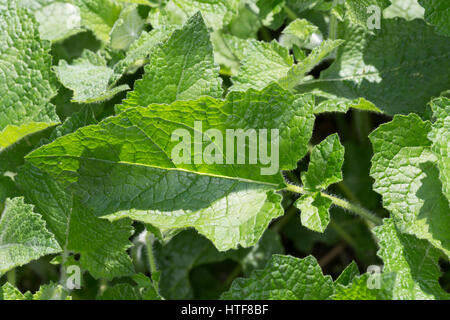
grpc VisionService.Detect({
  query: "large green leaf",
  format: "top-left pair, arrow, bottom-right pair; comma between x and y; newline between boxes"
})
419,0 -> 450,36
298,19 -> 450,115
54,50 -> 129,103
428,97 -> 450,202
26,84 -> 315,250
221,255 -> 334,299
0,197 -> 61,275
230,38 -> 343,92
149,0 -> 238,31
16,108 -> 134,279
35,2 -> 83,42
121,12 -> 223,108
374,218 -> 450,299
74,0 -> 122,43
370,114 -> 450,258
0,3 -> 59,149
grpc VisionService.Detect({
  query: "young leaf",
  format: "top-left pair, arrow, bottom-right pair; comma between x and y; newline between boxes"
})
374,218 -> 450,300
295,192 -> 332,233
370,114 -> 450,258
418,0 -> 450,36
230,38 -> 343,92
301,133 -> 345,191
230,40 -> 294,92
282,18 -> 318,43
279,40 -> 344,90
0,3 -> 59,149
74,0 -> 122,43
112,25 -> 177,77
334,261 -> 360,286
298,19 -> 450,115
54,50 -> 129,103
109,4 -> 144,51
221,255 -> 334,299
121,12 -> 223,108
25,84 -> 315,250
0,197 -> 61,275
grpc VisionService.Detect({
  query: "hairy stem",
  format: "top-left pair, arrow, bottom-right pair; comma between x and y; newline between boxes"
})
145,233 -> 158,275
285,183 -> 382,225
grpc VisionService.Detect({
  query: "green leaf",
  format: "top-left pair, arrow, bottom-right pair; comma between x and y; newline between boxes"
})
282,18 -> 318,43
0,123 -> 56,172
0,3 -> 59,149
344,0 -> 390,29
121,12 -> 223,108
35,2 -> 83,42
419,0 -> 450,36
428,97 -> 450,202
333,272 -> 396,300
383,0 -> 424,20
98,283 -> 140,300
334,261 -> 359,286
0,282 -> 27,300
280,40 -> 344,90
0,282 -> 71,300
298,19 -> 450,115
301,133 -> 345,191
221,255 -> 334,299
230,39 -> 343,92
109,4 -> 145,51
25,84 -> 315,250
112,25 -> 177,77
374,218 -> 450,299
15,109 -> 134,279
230,40 -> 293,92
32,282 -> 72,300
370,114 -> 450,258
0,197 -> 61,275
74,0 -> 122,43
295,192 -> 332,233
131,273 -> 162,300
16,165 -> 135,279
54,50 -> 129,103
166,0 -> 238,30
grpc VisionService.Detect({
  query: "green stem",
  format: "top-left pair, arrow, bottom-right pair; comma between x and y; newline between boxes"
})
145,233 -> 158,275
285,184 -> 382,225
284,5 -> 299,21
328,0 -> 339,40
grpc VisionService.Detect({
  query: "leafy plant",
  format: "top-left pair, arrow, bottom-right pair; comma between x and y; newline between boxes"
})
0,0 -> 449,300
